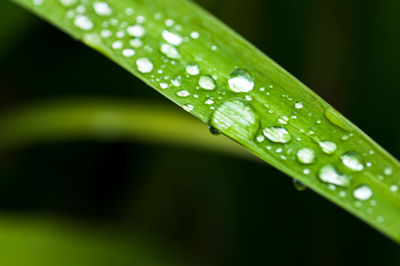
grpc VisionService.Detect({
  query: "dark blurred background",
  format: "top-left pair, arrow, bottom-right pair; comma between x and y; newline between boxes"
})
0,0 -> 400,265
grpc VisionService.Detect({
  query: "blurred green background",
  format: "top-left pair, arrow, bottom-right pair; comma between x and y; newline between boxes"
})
1,0 -> 400,265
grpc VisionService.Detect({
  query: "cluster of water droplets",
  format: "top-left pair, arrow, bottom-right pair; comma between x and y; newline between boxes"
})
35,0 -> 399,224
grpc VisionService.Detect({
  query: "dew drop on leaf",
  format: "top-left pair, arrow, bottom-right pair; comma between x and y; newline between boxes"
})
209,126 -> 221,135
228,69 -> 254,93
136,57 -> 153,73
353,185 -> 373,200
340,152 -> 364,172
293,179 -> 307,192
319,140 -> 337,155
210,98 -> 260,139
186,62 -> 200,76
199,75 -> 216,90
93,2 -> 112,16
263,126 -> 292,144
318,165 -> 351,187
297,148 -> 316,164
160,43 -> 181,59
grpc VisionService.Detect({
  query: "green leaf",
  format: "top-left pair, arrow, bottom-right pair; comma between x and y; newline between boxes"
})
9,0 -> 400,241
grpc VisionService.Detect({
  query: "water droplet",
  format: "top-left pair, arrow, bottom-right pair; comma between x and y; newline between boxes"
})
210,98 -> 260,139
177,90 -> 190,97
390,184 -> 398,192
160,43 -> 181,59
59,0 -> 77,6
297,148 -> 316,164
136,57 -> 153,73
171,76 -> 182,87
125,7 -> 134,15
162,30 -> 183,46
324,107 -> 352,131
160,83 -> 168,89
319,141 -> 337,155
353,185 -> 373,200
228,69 -> 254,93
127,24 -> 146,37
93,2 -> 112,16
190,31 -> 200,39
74,15 -> 94,31
340,152 -> 364,172
183,104 -> 194,112
384,166 -> 393,176
122,49 -> 135,57
318,165 -> 351,187
199,75 -> 216,90
293,179 -> 307,191
295,101 -> 303,109
209,126 -> 221,135
263,126 -> 292,144
33,0 -> 44,5
112,41 -> 123,49
129,38 -> 143,48
186,62 -> 200,76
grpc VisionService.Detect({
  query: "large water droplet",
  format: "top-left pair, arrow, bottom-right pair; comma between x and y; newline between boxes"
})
297,148 -> 316,164
319,140 -> 337,155
318,165 -> 351,187
136,57 -> 153,73
210,98 -> 260,139
263,126 -> 292,144
199,75 -> 216,90
228,69 -> 254,93
353,185 -> 373,200
340,152 -> 364,172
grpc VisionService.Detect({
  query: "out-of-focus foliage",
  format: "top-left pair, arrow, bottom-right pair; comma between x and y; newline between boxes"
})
1,0 -> 400,265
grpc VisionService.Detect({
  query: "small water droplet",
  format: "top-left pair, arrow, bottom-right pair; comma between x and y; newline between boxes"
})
293,179 -> 307,191
228,69 -> 254,93
340,152 -> 364,172
190,31 -> 200,39
384,166 -> 393,176
199,75 -> 216,90
160,43 -> 181,59
59,0 -> 77,6
353,185 -> 373,200
171,76 -> 182,87
183,104 -> 194,112
318,165 -> 351,187
74,15 -> 94,31
162,30 -> 183,46
186,62 -> 200,76
127,24 -> 146,37
177,90 -> 190,97
210,98 -> 260,139
295,101 -> 303,109
122,49 -> 135,57
319,141 -> 337,155
136,57 -> 153,73
324,107 -> 352,131
263,126 -> 292,144
297,148 -> 316,164
93,2 -> 112,16
390,184 -> 398,192
129,38 -> 143,48
209,126 -> 221,135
